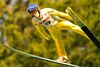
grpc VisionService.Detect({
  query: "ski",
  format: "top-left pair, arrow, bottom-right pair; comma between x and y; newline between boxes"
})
3,44 -> 79,67
66,7 -> 100,49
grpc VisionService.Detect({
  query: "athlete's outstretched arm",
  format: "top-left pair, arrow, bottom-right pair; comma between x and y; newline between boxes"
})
32,19 -> 51,40
44,8 -> 73,21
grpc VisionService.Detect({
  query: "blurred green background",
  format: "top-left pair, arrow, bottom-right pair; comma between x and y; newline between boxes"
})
0,0 -> 100,67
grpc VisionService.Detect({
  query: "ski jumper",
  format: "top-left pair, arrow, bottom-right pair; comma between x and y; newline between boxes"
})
32,8 -> 89,60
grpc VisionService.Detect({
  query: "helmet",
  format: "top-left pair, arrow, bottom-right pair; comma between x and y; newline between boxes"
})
28,4 -> 38,13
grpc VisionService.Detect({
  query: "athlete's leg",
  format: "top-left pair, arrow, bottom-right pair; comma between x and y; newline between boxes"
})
47,27 -> 68,60
55,21 -> 89,39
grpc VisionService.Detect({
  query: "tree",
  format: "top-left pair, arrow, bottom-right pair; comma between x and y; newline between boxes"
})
0,0 -> 100,67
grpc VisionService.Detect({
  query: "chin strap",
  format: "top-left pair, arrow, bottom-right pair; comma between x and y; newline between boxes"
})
38,10 -> 43,20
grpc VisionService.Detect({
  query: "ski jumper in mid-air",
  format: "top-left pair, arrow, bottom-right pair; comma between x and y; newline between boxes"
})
27,4 -> 89,63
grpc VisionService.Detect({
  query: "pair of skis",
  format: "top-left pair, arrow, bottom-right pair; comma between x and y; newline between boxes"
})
2,7 -> 100,67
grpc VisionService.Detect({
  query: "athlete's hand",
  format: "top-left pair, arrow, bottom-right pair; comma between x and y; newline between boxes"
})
45,35 -> 51,40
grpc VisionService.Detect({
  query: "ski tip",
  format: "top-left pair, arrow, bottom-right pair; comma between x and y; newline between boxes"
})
2,43 -> 7,46
65,7 -> 71,13
65,7 -> 72,13
2,44 -> 9,48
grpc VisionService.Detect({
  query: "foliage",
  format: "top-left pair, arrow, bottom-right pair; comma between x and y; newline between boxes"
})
0,0 -> 100,67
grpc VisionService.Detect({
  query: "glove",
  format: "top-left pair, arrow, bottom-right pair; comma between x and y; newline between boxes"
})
45,35 -> 51,40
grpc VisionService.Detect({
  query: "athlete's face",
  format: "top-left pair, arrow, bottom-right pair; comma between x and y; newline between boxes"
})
30,9 -> 40,18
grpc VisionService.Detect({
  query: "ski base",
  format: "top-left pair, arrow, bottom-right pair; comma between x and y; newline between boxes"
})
3,44 -> 79,67
66,7 -> 100,49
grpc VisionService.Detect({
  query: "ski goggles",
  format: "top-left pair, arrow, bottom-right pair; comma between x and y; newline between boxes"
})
30,9 -> 38,14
